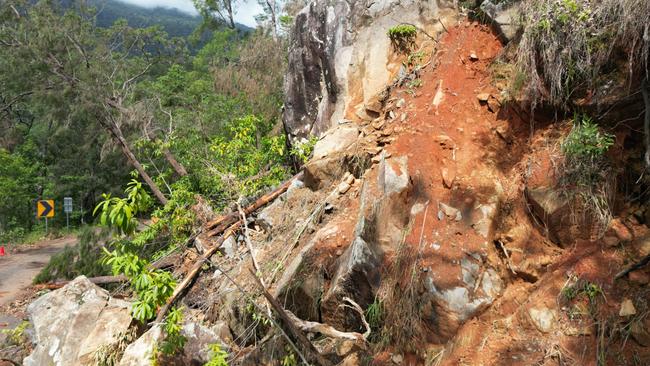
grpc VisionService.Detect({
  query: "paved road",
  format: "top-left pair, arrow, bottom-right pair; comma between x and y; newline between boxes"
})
0,236 -> 75,306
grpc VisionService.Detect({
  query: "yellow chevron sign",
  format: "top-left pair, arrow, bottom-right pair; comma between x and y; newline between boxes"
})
37,200 -> 54,218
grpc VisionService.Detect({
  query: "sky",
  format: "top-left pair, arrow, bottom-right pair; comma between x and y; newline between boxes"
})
116,0 -> 264,27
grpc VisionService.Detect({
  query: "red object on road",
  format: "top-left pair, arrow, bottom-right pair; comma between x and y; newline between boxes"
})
0,246 -> 5,256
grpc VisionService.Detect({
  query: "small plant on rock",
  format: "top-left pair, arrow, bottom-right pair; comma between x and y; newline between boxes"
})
388,24 -> 417,53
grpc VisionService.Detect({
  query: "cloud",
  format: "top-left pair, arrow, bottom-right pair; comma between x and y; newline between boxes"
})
115,0 -> 264,27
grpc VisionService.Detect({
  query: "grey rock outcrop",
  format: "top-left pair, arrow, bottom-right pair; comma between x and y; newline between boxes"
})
480,0 -> 523,43
24,276 -> 132,366
283,0 -> 450,142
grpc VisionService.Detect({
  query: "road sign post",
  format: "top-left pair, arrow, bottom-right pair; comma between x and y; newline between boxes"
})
64,197 -> 73,230
37,200 -> 55,235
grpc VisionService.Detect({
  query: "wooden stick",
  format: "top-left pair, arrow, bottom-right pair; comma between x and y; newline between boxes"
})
205,173 -> 303,234
155,222 -> 241,323
249,269 -> 332,366
287,309 -> 366,342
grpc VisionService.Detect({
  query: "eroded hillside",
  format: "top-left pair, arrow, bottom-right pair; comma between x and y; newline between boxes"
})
3,1 -> 650,366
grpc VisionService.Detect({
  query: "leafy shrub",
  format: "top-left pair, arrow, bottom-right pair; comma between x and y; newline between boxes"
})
388,24 -> 417,53
34,226 -> 112,283
160,307 -> 186,356
204,343 -> 229,366
517,0 -> 650,107
562,115 -> 614,161
559,115 -> 615,237
289,135 -> 318,164
103,246 -> 176,322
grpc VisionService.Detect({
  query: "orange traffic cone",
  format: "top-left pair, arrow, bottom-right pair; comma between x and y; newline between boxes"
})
0,246 -> 5,256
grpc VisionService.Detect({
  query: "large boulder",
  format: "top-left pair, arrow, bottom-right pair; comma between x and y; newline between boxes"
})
480,0 -> 523,43
283,0 -> 452,141
321,156 -> 412,330
118,320 -> 230,366
23,276 -> 132,366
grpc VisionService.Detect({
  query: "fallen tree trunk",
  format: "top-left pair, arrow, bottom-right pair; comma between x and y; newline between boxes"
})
205,172 -> 303,235
155,222 -> 241,323
34,254 -> 179,289
250,269 -> 333,366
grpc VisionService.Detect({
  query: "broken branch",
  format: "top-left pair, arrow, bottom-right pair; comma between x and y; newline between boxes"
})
249,269 -> 333,366
155,222 -> 241,323
205,173 -> 303,235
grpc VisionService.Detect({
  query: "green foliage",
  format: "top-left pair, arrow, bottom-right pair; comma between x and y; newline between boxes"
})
280,346 -> 297,366
204,343 -> 229,366
388,24 -> 417,53
366,296 -> 384,332
94,180 -> 152,236
0,321 -> 29,346
208,115 -> 289,198
160,307 -> 187,356
562,278 -> 604,305
562,115 -> 614,161
103,246 -> 176,322
0,147 -> 40,235
34,226 -> 112,283
289,135 -> 318,164
559,115 -> 615,237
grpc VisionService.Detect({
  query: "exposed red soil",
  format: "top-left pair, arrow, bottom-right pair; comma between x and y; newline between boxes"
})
367,21 -> 650,365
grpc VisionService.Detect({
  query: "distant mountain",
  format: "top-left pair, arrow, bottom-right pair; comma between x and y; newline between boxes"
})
63,0 -> 252,39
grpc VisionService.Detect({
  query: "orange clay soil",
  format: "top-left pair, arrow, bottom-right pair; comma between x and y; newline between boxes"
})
368,21 -> 650,365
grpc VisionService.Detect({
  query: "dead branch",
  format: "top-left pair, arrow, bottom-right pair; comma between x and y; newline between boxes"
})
339,297 -> 371,340
249,269 -> 333,366
155,222 -> 241,323
205,173 -> 303,235
34,254 -> 179,289
238,201 -> 263,285
286,310 -> 365,342
208,263 -> 309,365
615,253 -> 650,280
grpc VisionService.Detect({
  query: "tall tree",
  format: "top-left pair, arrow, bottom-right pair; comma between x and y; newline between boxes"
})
0,0 -> 187,205
194,0 -> 239,29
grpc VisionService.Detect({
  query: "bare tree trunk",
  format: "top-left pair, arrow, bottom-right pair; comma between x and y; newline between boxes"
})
104,118 -> 168,205
227,0 -> 235,29
162,147 -> 188,177
265,0 -> 278,40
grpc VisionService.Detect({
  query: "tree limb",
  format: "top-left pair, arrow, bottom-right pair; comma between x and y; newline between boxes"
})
249,269 -> 333,366
205,172 -> 303,234
155,222 -> 241,323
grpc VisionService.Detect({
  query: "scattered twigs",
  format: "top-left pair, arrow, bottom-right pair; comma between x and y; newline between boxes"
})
437,18 -> 448,33
249,269 -> 332,366
496,240 -> 518,275
155,222 -> 241,323
209,263 -> 309,366
205,173 -> 303,235
268,185 -> 339,284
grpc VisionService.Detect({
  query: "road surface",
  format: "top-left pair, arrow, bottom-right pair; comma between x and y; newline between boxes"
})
0,236 -> 75,306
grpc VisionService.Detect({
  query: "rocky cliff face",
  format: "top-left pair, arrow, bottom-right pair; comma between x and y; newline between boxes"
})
282,0 -> 454,142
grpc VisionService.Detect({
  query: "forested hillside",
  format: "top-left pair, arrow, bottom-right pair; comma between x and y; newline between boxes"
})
0,0 -> 292,242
